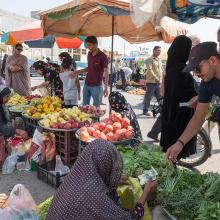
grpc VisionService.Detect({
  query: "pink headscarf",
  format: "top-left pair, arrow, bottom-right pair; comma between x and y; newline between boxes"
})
189,35 -> 201,48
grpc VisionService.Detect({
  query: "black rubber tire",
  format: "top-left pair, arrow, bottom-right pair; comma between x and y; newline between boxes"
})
178,127 -> 212,168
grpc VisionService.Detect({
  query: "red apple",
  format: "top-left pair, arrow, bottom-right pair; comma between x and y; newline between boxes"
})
64,122 -> 72,129
80,127 -> 87,132
99,122 -> 106,130
105,124 -> 114,133
125,130 -> 133,139
112,133 -> 120,141
87,127 -> 96,136
51,123 -> 59,129
127,126 -> 133,131
93,123 -> 100,130
93,130 -> 101,138
106,132 -> 114,141
80,131 -> 90,142
112,113 -> 122,122
121,117 -> 130,128
113,122 -> 122,131
99,132 -> 107,140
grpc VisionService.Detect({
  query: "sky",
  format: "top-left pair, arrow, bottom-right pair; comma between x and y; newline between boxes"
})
0,0 -> 219,55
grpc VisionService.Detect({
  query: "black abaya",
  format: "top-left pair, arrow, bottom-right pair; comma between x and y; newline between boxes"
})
160,36 -> 197,159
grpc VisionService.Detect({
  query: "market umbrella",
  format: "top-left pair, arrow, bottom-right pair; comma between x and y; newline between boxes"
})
39,0 -> 187,93
39,0 -> 187,43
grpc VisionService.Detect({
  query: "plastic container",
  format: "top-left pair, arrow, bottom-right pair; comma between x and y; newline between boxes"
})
16,152 -> 26,171
37,160 -> 68,188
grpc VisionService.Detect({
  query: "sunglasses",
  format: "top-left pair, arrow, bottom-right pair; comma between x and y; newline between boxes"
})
16,48 -> 23,51
194,60 -> 207,74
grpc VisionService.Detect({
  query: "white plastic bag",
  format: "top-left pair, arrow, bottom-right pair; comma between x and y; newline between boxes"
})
32,129 -> 43,147
2,152 -> 17,174
50,155 -> 70,175
0,184 -> 39,220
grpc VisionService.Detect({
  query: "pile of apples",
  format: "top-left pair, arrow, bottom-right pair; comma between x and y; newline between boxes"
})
79,105 -> 105,117
40,107 -> 92,130
80,112 -> 134,142
127,88 -> 145,95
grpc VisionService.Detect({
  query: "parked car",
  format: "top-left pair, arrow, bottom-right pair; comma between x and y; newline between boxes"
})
28,59 -> 39,77
76,61 -> 87,80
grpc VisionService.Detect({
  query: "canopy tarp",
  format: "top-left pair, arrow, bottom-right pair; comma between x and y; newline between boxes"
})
1,32 -> 20,45
39,0 -> 188,43
24,35 -> 55,48
167,0 -> 220,24
55,37 -> 83,49
10,20 -> 43,41
24,35 -> 83,49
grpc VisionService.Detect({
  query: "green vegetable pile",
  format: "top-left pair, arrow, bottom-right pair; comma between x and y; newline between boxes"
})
118,145 -> 220,220
38,197 -> 53,220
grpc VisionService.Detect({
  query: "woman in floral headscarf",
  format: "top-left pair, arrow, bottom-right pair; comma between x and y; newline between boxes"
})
31,61 -> 63,99
46,139 -> 155,220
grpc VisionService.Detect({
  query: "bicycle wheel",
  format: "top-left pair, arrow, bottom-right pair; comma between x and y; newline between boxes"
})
178,128 -> 212,167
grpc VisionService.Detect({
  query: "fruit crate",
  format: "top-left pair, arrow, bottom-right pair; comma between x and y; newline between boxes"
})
37,160 -> 68,188
22,114 -> 41,137
49,130 -> 79,165
38,123 -> 80,165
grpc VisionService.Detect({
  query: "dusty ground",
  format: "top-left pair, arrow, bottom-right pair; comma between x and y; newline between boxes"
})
0,77 -> 219,204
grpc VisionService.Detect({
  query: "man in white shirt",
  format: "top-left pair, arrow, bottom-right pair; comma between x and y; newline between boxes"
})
120,66 -> 132,90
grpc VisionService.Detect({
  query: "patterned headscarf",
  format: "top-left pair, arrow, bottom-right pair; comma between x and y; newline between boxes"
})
109,91 -> 143,142
46,139 -> 134,220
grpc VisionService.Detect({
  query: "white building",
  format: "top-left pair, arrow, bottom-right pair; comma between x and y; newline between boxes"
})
0,9 -> 34,33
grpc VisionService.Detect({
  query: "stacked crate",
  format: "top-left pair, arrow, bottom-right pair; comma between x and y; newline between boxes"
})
54,130 -> 79,164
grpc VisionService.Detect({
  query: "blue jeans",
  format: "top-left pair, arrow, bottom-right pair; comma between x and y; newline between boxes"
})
83,84 -> 102,107
143,83 -> 160,113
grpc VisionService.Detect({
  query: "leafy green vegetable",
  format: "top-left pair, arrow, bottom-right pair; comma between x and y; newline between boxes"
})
195,201 -> 220,220
118,144 -> 220,220
118,145 -> 167,177
158,188 -> 202,220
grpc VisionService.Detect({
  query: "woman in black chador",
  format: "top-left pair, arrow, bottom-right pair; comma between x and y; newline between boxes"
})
160,35 -> 197,159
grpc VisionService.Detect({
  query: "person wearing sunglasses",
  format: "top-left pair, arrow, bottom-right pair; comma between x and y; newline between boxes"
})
5,43 -> 31,96
166,42 -> 220,163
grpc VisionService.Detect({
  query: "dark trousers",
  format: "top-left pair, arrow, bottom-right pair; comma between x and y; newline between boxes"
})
108,73 -> 116,86
148,114 -> 161,138
143,83 -> 160,113
120,69 -> 126,91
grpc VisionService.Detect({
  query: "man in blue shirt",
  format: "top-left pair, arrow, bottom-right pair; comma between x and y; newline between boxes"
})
166,42 -> 220,163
